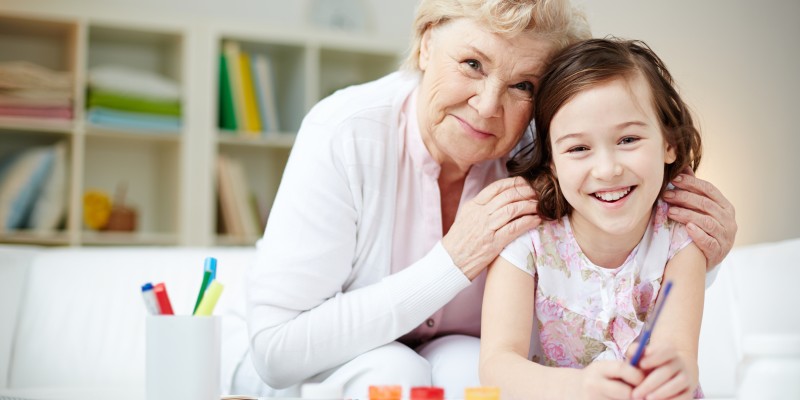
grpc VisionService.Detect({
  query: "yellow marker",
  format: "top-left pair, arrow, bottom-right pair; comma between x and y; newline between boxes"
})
194,280 -> 224,316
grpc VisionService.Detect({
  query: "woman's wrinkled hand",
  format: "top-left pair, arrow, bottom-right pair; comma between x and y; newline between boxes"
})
442,176 -> 540,280
663,169 -> 737,269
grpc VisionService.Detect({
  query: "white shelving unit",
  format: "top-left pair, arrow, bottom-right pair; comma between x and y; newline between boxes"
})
0,11 -> 403,246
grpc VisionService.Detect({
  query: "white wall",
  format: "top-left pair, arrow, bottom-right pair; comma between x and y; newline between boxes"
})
3,0 -> 797,246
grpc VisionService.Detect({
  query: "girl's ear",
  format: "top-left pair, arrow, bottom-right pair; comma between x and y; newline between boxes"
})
664,141 -> 677,164
550,160 -> 558,178
419,28 -> 434,71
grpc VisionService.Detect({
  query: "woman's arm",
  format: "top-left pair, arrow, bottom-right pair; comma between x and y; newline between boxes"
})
247,115 -> 472,388
631,242 -> 706,399
480,257 -> 643,399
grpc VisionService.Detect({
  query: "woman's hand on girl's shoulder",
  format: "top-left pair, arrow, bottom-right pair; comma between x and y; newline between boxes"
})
569,360 -> 644,400
442,177 -> 540,280
628,342 -> 697,400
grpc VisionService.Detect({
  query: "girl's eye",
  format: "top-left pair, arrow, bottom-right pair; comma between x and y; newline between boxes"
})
567,145 -> 589,153
619,136 -> 640,145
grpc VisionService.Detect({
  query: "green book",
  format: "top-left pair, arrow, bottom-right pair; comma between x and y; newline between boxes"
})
219,53 -> 237,131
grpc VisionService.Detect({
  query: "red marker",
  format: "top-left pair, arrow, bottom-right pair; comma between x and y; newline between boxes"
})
153,282 -> 174,315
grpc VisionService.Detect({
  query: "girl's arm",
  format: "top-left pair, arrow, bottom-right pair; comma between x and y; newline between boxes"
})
480,257 -> 643,399
631,242 -> 706,399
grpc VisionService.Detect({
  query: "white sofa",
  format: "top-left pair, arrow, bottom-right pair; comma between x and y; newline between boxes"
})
1,239 -> 799,399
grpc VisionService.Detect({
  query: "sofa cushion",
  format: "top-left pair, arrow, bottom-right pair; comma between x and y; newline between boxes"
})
8,247 -> 253,391
0,246 -> 39,388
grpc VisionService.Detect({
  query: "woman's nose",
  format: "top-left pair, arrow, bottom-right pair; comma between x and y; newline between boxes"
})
469,80 -> 502,118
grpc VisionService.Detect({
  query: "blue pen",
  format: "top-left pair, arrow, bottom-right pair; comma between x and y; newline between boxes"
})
630,280 -> 673,366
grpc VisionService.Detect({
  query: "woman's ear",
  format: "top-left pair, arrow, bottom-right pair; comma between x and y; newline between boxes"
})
419,27 -> 434,71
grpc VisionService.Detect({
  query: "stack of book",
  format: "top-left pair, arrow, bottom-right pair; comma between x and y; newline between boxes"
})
0,141 -> 69,233
218,41 -> 280,136
216,154 -> 265,240
0,61 -> 73,120
86,65 -> 181,132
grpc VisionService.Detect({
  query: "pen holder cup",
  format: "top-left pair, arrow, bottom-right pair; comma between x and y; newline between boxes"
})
146,315 -> 221,400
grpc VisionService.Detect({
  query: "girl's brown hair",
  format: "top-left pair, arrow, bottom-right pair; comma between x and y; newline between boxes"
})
507,38 -> 702,220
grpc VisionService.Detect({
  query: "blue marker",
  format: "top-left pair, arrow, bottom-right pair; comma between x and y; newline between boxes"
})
205,257 -> 217,281
630,280 -> 673,366
140,282 -> 160,315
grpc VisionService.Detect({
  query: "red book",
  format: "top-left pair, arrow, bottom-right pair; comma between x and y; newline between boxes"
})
153,282 -> 174,315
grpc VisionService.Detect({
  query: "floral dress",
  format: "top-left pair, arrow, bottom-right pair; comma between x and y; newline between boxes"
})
500,200 -> 702,396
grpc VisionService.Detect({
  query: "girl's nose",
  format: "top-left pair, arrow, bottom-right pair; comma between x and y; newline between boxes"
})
468,80 -> 503,119
591,152 -> 623,180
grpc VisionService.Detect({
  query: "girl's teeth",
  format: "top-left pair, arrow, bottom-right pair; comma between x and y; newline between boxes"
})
595,187 -> 631,202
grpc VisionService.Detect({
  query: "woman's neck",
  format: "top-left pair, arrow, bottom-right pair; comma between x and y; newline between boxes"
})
569,211 -> 652,269
439,163 -> 469,235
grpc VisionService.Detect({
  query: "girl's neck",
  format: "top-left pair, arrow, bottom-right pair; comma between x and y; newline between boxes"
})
569,210 -> 653,269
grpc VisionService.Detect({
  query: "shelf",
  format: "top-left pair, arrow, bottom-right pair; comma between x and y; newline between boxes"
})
0,11 -> 401,247
214,234 -> 261,247
217,132 -> 295,149
0,117 -> 75,134
0,230 -> 71,246
85,124 -> 181,143
80,230 -> 179,246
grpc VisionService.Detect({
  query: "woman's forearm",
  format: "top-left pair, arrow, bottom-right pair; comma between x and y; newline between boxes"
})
249,242 -> 470,388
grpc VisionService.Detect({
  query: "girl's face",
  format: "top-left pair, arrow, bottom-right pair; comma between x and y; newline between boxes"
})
416,18 -> 554,171
549,74 -> 676,239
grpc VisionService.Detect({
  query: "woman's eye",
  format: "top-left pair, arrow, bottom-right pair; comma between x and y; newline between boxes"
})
619,136 -> 640,145
464,59 -> 481,71
513,81 -> 535,93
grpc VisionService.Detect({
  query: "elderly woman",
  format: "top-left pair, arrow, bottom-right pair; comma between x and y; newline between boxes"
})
243,0 -> 737,398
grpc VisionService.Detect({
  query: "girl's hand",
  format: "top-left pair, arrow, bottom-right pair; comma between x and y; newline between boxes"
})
442,177 -> 540,280
568,360 -> 644,400
629,342 -> 696,400
663,168 -> 737,268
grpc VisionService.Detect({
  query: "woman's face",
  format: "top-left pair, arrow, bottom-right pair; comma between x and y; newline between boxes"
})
416,18 -> 554,172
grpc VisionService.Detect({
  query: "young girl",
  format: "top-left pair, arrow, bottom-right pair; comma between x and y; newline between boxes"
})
480,38 -> 706,400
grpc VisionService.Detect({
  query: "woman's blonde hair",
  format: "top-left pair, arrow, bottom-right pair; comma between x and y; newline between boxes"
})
401,0 -> 591,71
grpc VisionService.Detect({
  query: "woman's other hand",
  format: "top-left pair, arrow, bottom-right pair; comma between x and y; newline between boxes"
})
663,169 -> 737,268
629,342 -> 697,400
442,176 -> 540,280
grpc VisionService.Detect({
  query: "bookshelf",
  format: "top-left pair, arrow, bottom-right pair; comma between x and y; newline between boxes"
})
0,11 -> 403,246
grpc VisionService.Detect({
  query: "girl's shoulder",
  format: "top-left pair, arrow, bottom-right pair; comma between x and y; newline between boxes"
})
652,200 -> 693,261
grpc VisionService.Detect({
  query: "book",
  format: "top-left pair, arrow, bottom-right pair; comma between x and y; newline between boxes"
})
218,53 -> 237,131
253,53 -> 280,133
216,155 -> 243,237
223,41 -> 246,132
238,51 -> 262,135
216,155 -> 259,239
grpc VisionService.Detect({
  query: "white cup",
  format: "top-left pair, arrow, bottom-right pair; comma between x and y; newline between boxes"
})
146,315 -> 221,400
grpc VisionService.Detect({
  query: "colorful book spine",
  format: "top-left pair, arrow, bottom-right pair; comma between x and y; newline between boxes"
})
253,54 -> 280,133
238,51 -> 262,135
218,53 -> 237,131
223,41 -> 246,132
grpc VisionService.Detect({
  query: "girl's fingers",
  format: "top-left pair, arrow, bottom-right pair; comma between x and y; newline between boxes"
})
632,359 -> 681,399
643,371 -> 692,400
